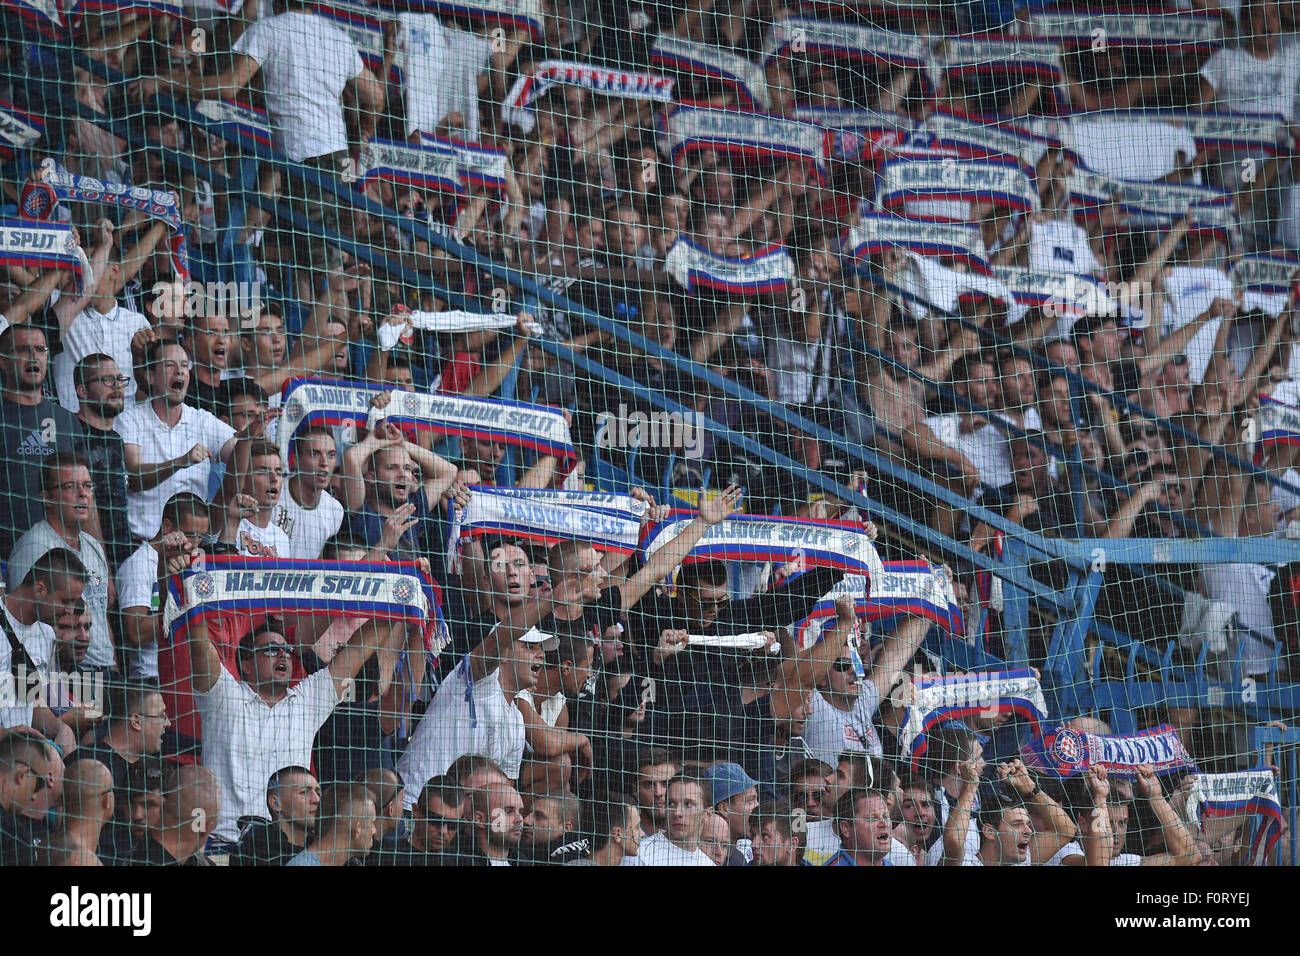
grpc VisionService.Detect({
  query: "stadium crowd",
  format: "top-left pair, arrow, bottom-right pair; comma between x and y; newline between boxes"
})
0,0 -> 1295,865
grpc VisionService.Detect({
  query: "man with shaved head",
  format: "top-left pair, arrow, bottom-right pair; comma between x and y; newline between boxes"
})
128,764 -> 221,866
48,759 -> 114,865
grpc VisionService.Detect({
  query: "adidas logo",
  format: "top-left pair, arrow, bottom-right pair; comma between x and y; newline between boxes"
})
16,430 -> 53,456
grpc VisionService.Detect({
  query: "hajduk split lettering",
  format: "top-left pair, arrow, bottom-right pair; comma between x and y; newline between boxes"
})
664,236 -> 796,295
1022,723 -> 1198,779
163,557 -> 435,644
898,669 -> 1048,767
193,99 -> 273,149
1256,395 -> 1300,449
0,219 -> 88,291
418,133 -> 508,192
453,486 -> 646,556
920,109 -> 1059,167
361,138 -> 463,196
876,156 -> 1040,213
794,563 -> 964,647
642,512 -> 885,580
502,61 -> 674,133
1019,7 -> 1224,50
844,212 -> 990,272
1183,767 -> 1282,863
762,18 -> 930,67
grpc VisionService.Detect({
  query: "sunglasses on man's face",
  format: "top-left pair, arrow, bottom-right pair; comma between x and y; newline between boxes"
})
831,658 -> 857,674
17,763 -> 46,792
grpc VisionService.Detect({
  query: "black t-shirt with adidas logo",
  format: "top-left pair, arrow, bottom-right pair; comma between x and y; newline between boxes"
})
0,397 -> 86,555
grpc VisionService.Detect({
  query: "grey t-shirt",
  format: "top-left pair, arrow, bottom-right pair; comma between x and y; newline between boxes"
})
0,398 -> 85,553
285,850 -> 324,867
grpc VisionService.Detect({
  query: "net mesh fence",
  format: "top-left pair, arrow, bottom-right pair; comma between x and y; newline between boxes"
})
0,0 -> 1296,869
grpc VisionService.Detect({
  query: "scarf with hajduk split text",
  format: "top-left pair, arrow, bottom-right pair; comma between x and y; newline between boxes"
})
659,107 -> 833,184
502,61 -> 674,134
1022,723 -> 1198,780
642,512 -> 884,580
898,669 -> 1048,769
1020,6 -> 1224,51
0,98 -> 44,159
1183,768 -> 1282,864
762,17 -> 930,68
20,166 -> 190,280
876,155 -> 1040,213
844,212 -> 990,273
664,236 -> 795,296
360,138 -> 463,198
453,487 -> 648,557
650,34 -> 769,111
0,219 -> 90,292
793,563 -> 964,648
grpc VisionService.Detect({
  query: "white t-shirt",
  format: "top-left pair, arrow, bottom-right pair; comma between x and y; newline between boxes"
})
115,401 -> 235,539
803,684 -> 883,766
55,304 -> 151,412
197,665 -> 341,842
1200,562 -> 1277,676
116,542 -> 161,680
1200,44 -> 1300,122
1163,266 -> 1235,384
625,831 -> 716,867
1027,218 -> 1103,275
515,687 -> 566,727
234,516 -> 293,559
1044,841 -> 1142,866
271,485 -> 344,560
6,522 -> 115,668
396,654 -> 525,809
924,414 -> 1014,487
399,14 -> 491,139
0,601 -> 56,728
232,12 -> 364,162
803,819 -> 915,866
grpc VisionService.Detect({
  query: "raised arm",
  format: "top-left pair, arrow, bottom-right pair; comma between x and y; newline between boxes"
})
328,618 -> 404,700
869,614 -> 930,698
1001,759 -> 1078,864
942,758 -> 981,866
1134,765 -> 1200,866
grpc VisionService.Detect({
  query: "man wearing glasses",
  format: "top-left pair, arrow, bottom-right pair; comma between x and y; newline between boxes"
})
372,775 -> 464,866
187,612 -> 406,847
0,324 -> 87,556
74,354 -> 134,569
8,453 -> 118,677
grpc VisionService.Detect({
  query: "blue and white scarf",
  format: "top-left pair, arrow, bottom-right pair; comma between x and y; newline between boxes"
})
194,99 -> 273,149
844,211 -> 990,272
794,107 -> 908,160
1021,8 -> 1224,50
1232,252 -> 1297,316
899,668 -> 1047,768
502,61 -> 674,134
22,167 -> 190,280
163,556 -> 438,646
794,562 -> 964,647
1184,768 -> 1282,864
1,0 -> 65,38
1023,722 -> 1198,780
920,109 -> 1058,167
419,132 -> 507,192
0,98 -> 44,158
1074,109 -> 1289,156
659,107 -> 833,183
72,0 -> 182,21
1257,395 -> 1300,450
362,138 -> 463,197
454,486 -> 647,554
368,388 -> 577,469
763,18 -> 930,67
937,37 -> 1063,83
650,34 -> 769,110
388,0 -> 543,38
1067,166 -> 1238,238
664,236 -> 795,295
876,155 -> 1040,213
642,512 -> 884,578
0,219 -> 89,291
993,267 -> 1146,325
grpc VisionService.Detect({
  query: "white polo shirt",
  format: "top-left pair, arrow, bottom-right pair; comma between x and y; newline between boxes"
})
197,665 -> 341,842
115,401 -> 235,539
923,413 -> 1014,488
6,521 -> 116,668
271,485 -> 344,560
116,542 -> 161,680
397,654 -> 524,809
56,303 -> 152,412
